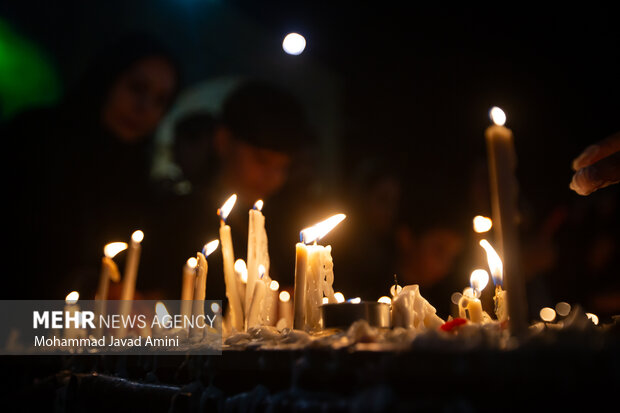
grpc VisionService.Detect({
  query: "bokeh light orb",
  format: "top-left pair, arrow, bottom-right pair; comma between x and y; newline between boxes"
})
282,32 -> 306,55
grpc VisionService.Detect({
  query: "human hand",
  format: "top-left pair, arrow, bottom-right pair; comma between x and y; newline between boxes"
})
570,132 -> 620,195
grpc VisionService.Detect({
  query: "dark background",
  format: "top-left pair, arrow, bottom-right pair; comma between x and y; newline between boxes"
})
1,1 -> 618,318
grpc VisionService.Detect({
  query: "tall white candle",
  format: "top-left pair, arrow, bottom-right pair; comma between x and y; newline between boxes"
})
117,230 -> 143,337
94,242 -> 126,338
218,194 -> 244,332
181,257 -> 198,323
189,240 -> 219,342
484,107 -> 527,335
234,259 -> 248,319
246,200 -> 270,320
293,214 -> 345,331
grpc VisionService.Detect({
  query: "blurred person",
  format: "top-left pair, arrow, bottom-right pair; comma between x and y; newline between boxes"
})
143,80 -> 315,301
2,33 -> 180,299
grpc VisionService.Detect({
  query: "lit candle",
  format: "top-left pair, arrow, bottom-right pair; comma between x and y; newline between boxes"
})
218,194 -> 243,332
458,269 -> 489,323
473,216 -> 493,233
485,106 -> 528,335
277,290 -> 293,329
246,200 -> 270,319
293,214 -> 345,331
180,257 -> 198,323
117,230 -> 144,337
190,239 -> 219,342
247,264 -> 267,328
94,242 -> 126,338
479,239 -> 508,323
64,291 -> 82,341
96,242 -> 126,301
153,301 -> 171,337
121,230 -> 143,301
234,259 -> 248,318
267,279 -> 279,326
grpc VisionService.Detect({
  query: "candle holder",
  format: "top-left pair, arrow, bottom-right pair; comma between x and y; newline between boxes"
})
320,302 -> 391,329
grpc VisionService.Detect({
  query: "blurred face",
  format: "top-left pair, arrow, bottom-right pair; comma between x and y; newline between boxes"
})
216,129 -> 292,201
102,56 -> 176,142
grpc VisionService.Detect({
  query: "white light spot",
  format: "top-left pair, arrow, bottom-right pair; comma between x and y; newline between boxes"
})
282,32 -> 306,55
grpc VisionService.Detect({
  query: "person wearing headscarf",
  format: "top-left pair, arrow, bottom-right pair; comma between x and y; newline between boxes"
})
2,33 -> 181,299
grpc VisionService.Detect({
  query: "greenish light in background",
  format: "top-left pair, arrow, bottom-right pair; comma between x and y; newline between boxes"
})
0,19 -> 61,120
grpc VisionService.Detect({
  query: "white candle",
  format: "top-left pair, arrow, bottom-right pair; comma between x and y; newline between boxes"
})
94,242 -> 126,338
181,257 -> 198,323
218,194 -> 244,333
234,259 -> 248,319
190,240 -> 219,342
479,239 -> 508,323
485,107 -> 528,335
121,230 -> 143,300
267,280 -> 279,326
457,270 -> 489,323
246,200 -> 270,319
247,265 -> 267,328
64,291 -> 82,341
293,214 -> 345,331
278,290 -> 293,329
117,230 -> 143,337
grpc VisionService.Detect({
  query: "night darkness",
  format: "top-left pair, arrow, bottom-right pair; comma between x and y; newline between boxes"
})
1,2 -> 619,312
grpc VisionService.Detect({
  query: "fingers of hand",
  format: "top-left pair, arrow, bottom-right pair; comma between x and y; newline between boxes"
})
572,133 -> 620,171
570,151 -> 620,195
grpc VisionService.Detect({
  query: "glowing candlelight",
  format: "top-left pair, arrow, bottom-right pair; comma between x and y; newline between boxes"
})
181,257 -> 198,323
458,270 -> 488,323
64,291 -> 81,340
484,107 -> 528,334
293,214 -> 345,330
334,292 -> 345,303
539,307 -> 556,322
190,240 -> 219,342
246,199 -> 270,323
348,297 -> 361,304
103,242 -> 128,259
218,195 -> 243,332
473,216 -> 493,233
378,296 -> 392,305
277,290 -> 293,329
479,239 -> 508,322
155,301 -> 171,328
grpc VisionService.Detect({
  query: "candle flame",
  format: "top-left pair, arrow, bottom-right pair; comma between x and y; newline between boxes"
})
473,216 -> 493,233
65,291 -> 79,305
322,297 -> 329,304
269,280 -> 279,291
253,199 -> 264,211
218,194 -> 237,221
155,301 -> 171,328
104,242 -> 128,258
489,106 -> 507,126
234,259 -> 248,283
258,264 -> 266,279
186,257 -> 198,269
279,290 -> 291,302
540,307 -> 556,322
300,213 -> 346,244
202,239 -> 220,257
479,239 -> 503,286
586,312 -> 599,325
470,269 -> 489,297
334,292 -> 345,303
378,296 -> 392,304
390,284 -> 403,297
211,302 -> 221,313
348,297 -> 361,304
462,287 -> 475,299
131,230 -> 144,243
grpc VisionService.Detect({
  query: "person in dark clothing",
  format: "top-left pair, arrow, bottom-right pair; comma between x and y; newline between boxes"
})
2,33 -> 180,299
143,80 -> 315,303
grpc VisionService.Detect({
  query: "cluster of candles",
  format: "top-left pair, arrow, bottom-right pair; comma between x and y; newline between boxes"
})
68,190 -> 347,337
63,106 -> 548,338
